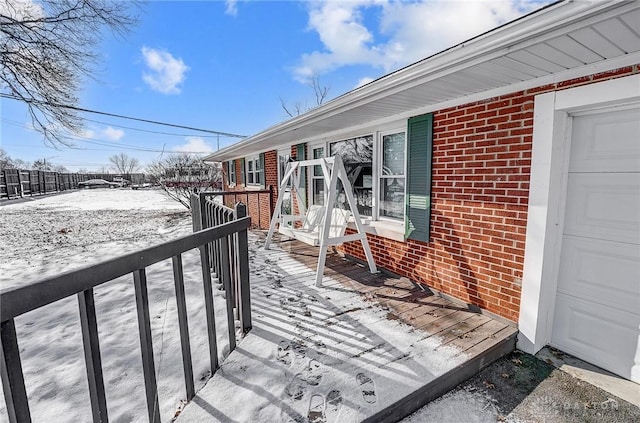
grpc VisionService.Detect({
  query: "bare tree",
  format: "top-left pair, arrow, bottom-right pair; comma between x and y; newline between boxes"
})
0,148 -> 12,169
147,154 -> 221,209
0,0 -> 139,145
109,153 -> 140,174
281,75 -> 330,117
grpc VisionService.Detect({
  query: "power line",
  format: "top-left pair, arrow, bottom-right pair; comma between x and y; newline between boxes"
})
1,93 -> 248,138
82,117 -> 227,138
1,118 -> 215,154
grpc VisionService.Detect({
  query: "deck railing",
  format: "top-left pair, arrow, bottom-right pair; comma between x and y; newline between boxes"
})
199,188 -> 273,229
0,211 -> 252,423
191,194 -> 253,344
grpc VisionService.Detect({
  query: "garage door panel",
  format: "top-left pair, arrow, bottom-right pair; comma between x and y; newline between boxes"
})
563,173 -> 640,244
554,104 -> 640,384
558,236 -> 640,314
571,108 -> 640,173
552,294 -> 640,382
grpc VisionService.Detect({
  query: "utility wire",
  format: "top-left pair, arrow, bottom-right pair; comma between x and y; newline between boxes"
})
1,93 -> 247,138
82,117 -> 227,138
1,119 -> 214,154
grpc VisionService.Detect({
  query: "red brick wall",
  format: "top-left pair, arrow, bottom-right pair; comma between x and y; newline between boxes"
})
220,151 -> 277,229
341,65 -> 639,322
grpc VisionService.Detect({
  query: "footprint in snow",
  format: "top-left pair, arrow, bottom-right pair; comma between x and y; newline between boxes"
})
307,393 -> 325,423
301,359 -> 322,386
285,374 -> 306,401
307,390 -> 343,423
277,340 -> 293,367
356,373 -> 377,404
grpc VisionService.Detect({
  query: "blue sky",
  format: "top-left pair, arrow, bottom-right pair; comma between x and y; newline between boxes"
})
1,0 -> 549,172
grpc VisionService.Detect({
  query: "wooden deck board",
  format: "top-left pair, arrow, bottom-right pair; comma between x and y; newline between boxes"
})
275,237 -> 517,355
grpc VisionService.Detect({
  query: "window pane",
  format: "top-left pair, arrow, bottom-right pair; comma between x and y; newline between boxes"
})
279,153 -> 291,187
313,147 -> 324,176
380,177 -> 405,219
248,161 -> 253,171
248,173 -> 254,184
382,133 -> 405,176
312,179 -> 324,206
330,135 -> 373,217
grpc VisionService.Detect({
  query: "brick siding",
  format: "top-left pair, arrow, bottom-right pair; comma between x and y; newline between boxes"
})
220,151 -> 277,229
340,65 -> 639,322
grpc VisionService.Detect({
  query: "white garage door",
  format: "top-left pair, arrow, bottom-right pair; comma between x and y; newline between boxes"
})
552,106 -> 640,383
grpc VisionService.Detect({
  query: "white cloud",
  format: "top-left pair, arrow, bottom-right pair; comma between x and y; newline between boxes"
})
141,47 -> 189,94
173,137 -> 214,154
294,0 -> 541,81
355,77 -> 376,88
102,126 -> 124,141
225,0 -> 238,16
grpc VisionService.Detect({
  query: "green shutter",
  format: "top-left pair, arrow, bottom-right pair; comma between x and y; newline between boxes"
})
231,159 -> 236,184
226,161 -> 231,185
296,143 -> 306,206
405,113 -> 433,243
240,158 -> 246,185
259,153 -> 265,188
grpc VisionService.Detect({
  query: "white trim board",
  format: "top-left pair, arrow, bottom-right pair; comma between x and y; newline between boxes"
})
517,74 -> 640,354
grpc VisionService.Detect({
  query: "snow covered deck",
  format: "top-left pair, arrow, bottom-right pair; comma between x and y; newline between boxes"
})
176,234 -> 517,422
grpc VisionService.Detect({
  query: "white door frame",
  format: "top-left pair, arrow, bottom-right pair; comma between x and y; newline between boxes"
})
518,74 -> 640,355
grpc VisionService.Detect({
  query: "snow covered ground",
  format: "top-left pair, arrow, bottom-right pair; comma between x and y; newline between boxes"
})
1,189 -> 469,422
0,189 -> 215,422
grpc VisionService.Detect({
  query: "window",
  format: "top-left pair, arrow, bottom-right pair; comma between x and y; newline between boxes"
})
330,135 -> 374,217
310,146 -> 324,205
278,151 -> 291,188
228,160 -> 236,185
278,149 -> 292,216
379,132 -> 405,220
245,155 -> 264,186
304,114 -> 431,239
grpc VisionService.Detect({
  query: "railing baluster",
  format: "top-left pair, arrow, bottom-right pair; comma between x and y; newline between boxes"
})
216,208 -> 223,280
0,319 -> 31,423
171,255 -> 195,401
227,211 -> 237,308
199,241 -> 219,373
219,235 -> 236,352
235,203 -> 252,333
78,289 -> 109,422
133,269 -> 160,423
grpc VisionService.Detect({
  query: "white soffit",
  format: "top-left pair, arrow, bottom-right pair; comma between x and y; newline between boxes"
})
207,0 -> 640,162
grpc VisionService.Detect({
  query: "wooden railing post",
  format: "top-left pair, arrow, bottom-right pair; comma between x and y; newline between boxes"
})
172,255 -> 195,401
78,289 -> 109,422
190,194 -> 202,232
199,236 -> 219,373
133,269 -> 161,423
234,202 -> 252,333
219,235 -> 236,352
1,319 -> 31,423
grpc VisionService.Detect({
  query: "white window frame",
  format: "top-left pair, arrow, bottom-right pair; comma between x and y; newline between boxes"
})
377,129 -> 407,223
228,160 -> 236,186
307,142 -> 326,206
277,148 -> 291,189
307,128 -> 407,227
245,155 -> 261,186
